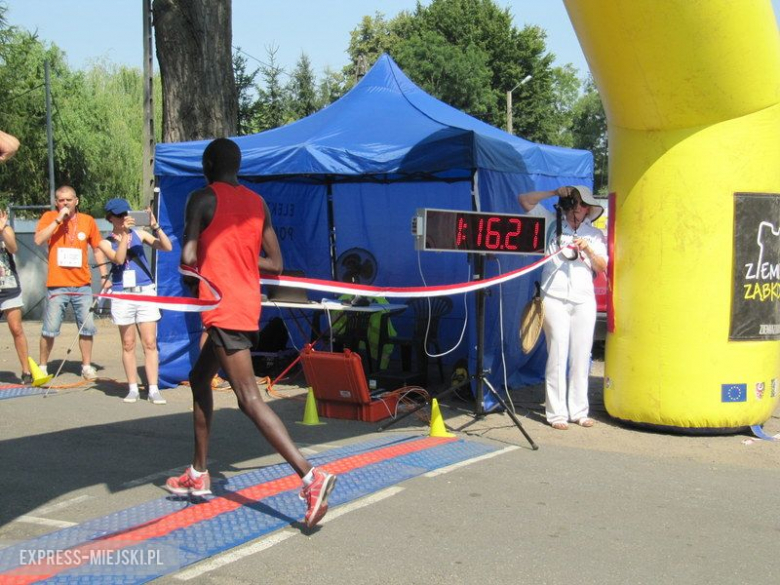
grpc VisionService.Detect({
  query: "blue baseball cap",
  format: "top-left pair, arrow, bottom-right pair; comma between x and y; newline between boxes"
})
104,198 -> 131,216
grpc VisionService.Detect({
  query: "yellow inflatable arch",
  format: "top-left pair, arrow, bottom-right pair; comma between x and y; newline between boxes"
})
564,0 -> 780,430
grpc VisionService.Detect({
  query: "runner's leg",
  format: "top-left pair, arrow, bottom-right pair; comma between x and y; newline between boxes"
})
216,344 -> 312,477
189,336 -> 221,471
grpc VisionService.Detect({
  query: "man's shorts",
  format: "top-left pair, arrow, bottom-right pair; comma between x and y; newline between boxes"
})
42,286 -> 97,337
207,327 -> 259,355
0,291 -> 23,312
111,284 -> 161,326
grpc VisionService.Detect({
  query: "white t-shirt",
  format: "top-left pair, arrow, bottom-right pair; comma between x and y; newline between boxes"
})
529,205 -> 608,304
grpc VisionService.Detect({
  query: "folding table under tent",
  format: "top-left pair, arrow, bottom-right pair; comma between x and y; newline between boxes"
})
153,54 -> 593,410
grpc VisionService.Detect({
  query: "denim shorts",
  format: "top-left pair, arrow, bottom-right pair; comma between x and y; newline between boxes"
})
42,286 -> 97,337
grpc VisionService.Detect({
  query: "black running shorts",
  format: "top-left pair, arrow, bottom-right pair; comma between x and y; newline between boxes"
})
207,327 -> 259,354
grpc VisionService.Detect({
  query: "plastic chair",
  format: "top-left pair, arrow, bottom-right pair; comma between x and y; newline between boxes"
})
379,296 -> 453,383
333,311 -> 374,372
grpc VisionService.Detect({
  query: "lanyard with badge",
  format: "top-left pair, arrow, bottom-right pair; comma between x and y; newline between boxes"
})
56,213 -> 83,268
111,232 -> 137,289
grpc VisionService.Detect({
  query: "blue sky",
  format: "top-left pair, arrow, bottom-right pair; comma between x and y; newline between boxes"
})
5,1 -> 780,81
5,0 -> 591,78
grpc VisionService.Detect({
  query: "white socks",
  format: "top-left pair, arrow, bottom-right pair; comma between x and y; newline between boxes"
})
124,383 -> 140,403
302,468 -> 316,487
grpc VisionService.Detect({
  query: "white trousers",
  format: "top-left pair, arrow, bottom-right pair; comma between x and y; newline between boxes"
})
541,295 -> 596,424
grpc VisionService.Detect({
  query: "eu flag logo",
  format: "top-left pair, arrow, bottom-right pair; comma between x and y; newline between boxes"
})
721,384 -> 747,402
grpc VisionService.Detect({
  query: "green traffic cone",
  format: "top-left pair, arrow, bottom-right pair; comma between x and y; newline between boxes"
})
297,387 -> 325,425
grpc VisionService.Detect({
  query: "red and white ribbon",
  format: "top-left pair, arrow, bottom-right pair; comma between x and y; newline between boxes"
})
94,265 -> 222,312
261,248 -> 569,299
52,249 -> 567,313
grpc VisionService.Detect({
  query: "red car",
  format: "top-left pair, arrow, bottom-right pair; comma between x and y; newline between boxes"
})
594,270 -> 608,341
592,197 -> 610,342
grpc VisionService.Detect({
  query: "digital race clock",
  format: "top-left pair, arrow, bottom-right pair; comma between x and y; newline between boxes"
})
413,208 -> 546,255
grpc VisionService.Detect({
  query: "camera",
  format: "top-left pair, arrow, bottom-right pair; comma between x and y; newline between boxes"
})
558,196 -> 575,211
128,210 -> 150,227
557,186 -> 579,211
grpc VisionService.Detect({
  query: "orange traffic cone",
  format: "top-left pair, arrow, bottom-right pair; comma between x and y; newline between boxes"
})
28,357 -> 54,387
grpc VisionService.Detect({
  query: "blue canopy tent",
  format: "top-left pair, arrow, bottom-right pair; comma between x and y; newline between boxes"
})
153,54 -> 592,410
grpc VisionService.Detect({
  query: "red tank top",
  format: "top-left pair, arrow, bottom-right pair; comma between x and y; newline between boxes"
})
198,182 -> 265,331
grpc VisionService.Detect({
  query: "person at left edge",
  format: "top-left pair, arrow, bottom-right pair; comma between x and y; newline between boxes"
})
34,186 -> 108,380
0,208 -> 32,384
0,130 -> 20,162
98,198 -> 173,404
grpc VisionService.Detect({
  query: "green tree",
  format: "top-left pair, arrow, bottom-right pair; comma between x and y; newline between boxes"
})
1,5 -> 161,213
287,53 -> 318,119
318,66 -> 347,106
546,64 -> 581,148
234,48 -> 259,135
344,0 -> 570,144
344,12 -> 405,85
256,46 -> 287,131
571,77 -> 608,192
393,30 -> 494,116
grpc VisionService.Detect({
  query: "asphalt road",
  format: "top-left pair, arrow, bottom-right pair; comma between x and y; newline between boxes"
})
1,319 -> 778,584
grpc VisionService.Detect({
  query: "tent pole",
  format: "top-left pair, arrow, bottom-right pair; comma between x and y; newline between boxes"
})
469,169 -> 537,448
327,180 -> 337,280
470,169 -> 486,413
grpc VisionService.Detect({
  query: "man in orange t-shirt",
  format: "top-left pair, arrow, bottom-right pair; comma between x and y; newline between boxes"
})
35,186 -> 108,380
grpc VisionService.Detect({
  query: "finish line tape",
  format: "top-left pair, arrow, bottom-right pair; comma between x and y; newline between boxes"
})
55,248 -> 571,312
262,248 -> 570,299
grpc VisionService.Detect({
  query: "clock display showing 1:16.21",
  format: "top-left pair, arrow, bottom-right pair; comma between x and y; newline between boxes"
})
453,212 -> 544,254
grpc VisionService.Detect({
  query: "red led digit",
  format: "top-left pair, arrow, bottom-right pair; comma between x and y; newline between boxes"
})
476,218 -> 485,247
532,219 -> 540,249
456,216 -> 467,247
504,218 -> 521,250
485,216 -> 501,249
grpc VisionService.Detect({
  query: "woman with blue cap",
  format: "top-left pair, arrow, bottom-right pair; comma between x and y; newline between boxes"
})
98,198 -> 172,404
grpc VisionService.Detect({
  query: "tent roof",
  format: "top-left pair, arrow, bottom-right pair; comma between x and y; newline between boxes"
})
155,54 -> 592,181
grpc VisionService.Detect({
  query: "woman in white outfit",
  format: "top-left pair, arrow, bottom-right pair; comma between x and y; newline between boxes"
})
517,186 -> 607,430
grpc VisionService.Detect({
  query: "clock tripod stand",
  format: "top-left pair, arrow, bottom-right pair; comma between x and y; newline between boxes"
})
379,253 -> 538,450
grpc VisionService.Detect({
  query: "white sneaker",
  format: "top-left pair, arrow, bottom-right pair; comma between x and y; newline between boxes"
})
123,391 -> 139,403
82,364 -> 97,381
39,364 -> 48,376
148,391 -> 167,405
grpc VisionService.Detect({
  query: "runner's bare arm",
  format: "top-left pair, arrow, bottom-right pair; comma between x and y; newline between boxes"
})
259,199 -> 283,275
0,210 -> 18,253
181,187 -> 216,294
0,130 -> 20,162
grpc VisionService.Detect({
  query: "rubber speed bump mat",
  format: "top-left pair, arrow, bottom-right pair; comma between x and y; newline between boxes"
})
0,434 -> 499,583
0,385 -> 46,400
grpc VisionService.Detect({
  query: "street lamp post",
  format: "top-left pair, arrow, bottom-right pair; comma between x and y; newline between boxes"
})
506,74 -> 532,135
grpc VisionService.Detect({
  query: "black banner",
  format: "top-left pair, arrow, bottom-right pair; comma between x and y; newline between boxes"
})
730,193 -> 780,341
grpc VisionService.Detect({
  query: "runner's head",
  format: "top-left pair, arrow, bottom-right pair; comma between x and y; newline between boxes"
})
202,138 -> 241,183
